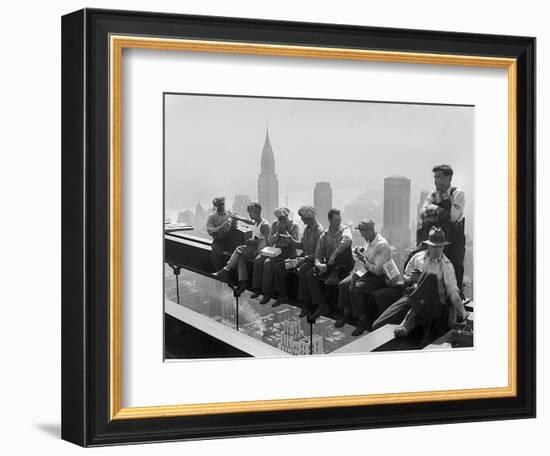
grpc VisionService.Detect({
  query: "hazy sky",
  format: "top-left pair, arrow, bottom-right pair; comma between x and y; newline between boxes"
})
165,93 -> 473,223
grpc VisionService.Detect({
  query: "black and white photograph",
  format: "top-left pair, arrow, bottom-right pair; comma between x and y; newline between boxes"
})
164,93 -> 475,359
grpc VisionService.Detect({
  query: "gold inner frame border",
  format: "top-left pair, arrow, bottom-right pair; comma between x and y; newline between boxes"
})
109,35 -> 518,420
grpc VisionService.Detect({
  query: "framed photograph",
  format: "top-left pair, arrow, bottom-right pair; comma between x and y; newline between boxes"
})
62,8 -> 535,446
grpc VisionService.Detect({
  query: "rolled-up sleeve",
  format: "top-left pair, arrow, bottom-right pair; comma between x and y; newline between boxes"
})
442,260 -> 459,297
372,244 -> 392,276
451,190 -> 465,222
290,223 -> 300,241
339,226 -> 353,248
315,233 -> 326,261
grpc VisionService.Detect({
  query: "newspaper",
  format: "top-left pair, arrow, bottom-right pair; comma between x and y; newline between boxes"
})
260,246 -> 282,258
383,259 -> 401,281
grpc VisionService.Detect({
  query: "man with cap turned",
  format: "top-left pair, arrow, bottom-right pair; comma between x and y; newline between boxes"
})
371,227 -> 470,340
206,196 -> 236,271
337,220 -> 392,336
250,207 -> 300,305
270,205 -> 324,310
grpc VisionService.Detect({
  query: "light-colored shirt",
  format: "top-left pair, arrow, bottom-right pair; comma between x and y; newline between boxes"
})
206,211 -> 231,239
300,222 -> 324,258
315,225 -> 353,262
405,250 -> 459,303
357,233 -> 392,276
251,218 -> 270,251
421,187 -> 465,223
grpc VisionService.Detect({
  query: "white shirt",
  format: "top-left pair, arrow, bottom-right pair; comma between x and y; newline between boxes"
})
357,233 -> 392,276
421,187 -> 465,223
252,218 -> 269,250
406,250 -> 459,303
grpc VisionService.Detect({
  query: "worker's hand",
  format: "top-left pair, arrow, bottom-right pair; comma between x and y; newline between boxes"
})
426,204 -> 439,215
458,310 -> 471,323
317,263 -> 328,274
409,269 -> 422,283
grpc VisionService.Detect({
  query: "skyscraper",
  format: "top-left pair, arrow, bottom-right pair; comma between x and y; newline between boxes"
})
416,190 -> 429,226
232,194 -> 251,217
415,190 -> 429,244
314,181 -> 333,227
382,176 -> 411,249
257,127 -> 279,221
194,200 -> 207,228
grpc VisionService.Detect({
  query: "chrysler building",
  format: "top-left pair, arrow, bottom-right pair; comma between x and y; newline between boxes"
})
257,127 -> 279,219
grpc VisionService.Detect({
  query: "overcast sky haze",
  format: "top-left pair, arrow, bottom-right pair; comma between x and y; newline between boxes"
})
165,93 -> 474,226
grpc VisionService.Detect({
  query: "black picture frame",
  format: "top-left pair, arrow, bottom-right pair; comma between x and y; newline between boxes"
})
62,8 -> 535,447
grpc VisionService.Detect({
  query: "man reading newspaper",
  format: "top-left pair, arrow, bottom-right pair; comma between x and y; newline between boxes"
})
336,220 -> 392,336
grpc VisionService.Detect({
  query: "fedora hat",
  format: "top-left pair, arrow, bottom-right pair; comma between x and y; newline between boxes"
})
423,227 -> 451,246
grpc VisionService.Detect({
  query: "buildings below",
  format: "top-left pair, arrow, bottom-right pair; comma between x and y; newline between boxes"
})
278,318 -> 324,355
165,265 -> 354,355
314,182 -> 333,227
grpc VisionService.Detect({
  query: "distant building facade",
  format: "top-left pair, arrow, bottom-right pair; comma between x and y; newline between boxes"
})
344,202 -> 382,226
232,194 -> 251,217
177,210 -> 195,226
382,176 -> 411,249
257,128 -> 279,221
314,181 -> 333,227
180,283 -> 205,312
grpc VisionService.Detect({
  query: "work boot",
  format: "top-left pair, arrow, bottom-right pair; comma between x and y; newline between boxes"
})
324,270 -> 340,286
310,303 -> 329,321
234,281 -> 249,297
394,310 -> 416,338
259,295 -> 271,305
249,290 -> 262,299
351,317 -> 371,336
212,267 -> 230,282
298,307 -> 310,318
334,311 -> 350,328
272,296 -> 287,307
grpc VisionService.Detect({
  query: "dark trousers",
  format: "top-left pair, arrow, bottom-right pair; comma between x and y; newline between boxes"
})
371,273 -> 446,333
252,254 -> 291,295
338,272 -> 387,319
301,254 -> 354,310
272,258 -> 299,299
444,220 -> 466,292
211,238 -> 231,271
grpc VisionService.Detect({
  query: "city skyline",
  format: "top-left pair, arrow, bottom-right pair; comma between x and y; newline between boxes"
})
164,93 -> 474,231
164,93 -> 476,360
